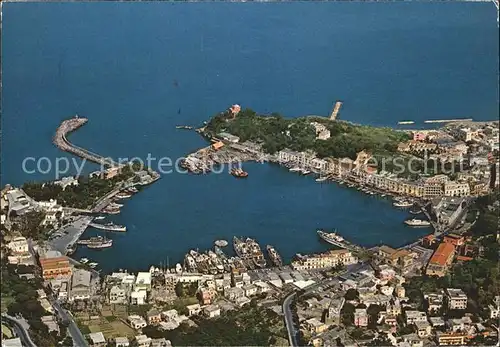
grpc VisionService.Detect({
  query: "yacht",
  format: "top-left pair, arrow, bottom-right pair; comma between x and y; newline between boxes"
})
88,262 -> 98,268
289,167 -> 301,172
316,176 -> 328,182
80,258 -> 89,264
404,219 -> 431,227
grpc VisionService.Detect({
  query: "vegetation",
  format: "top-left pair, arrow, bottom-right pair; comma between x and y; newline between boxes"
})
205,109 -> 410,159
10,211 -> 50,240
142,306 -> 287,346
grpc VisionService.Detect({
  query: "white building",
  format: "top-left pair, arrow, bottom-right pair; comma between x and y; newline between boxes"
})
135,272 -> 152,291
54,176 -> 79,190
405,311 -> 428,325
444,182 -> 470,197
203,304 -> 221,318
69,269 -> 92,302
130,288 -> 147,305
127,315 -> 147,330
446,288 -> 468,310
109,285 -> 128,304
135,335 -> 152,347
310,122 -> 331,140
114,337 -> 130,347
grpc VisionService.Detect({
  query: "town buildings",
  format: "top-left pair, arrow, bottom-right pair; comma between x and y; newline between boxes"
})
445,289 -> 468,310
291,249 -> 358,270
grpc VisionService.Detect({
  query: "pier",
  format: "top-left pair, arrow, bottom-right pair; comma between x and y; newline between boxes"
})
53,116 -> 119,167
329,101 -> 343,120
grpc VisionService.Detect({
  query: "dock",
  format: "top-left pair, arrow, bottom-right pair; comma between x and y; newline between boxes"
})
329,101 -> 343,121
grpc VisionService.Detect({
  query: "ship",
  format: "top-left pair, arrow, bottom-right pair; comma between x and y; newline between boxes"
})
317,229 -> 345,245
301,169 -> 311,175
207,250 -> 225,273
94,216 -> 105,220
115,192 -> 132,199
233,236 -> 266,268
404,219 -> 431,227
289,167 -> 301,172
176,125 -> 193,130
266,245 -> 283,267
79,236 -> 113,249
230,168 -> 248,178
316,176 -> 328,182
397,120 -> 415,125
89,222 -> 127,232
214,239 -> 228,247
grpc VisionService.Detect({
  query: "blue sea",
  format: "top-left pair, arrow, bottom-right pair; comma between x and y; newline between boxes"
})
2,2 -> 498,273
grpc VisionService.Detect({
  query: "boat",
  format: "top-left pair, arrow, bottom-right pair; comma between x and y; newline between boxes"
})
317,229 -> 345,245
214,240 -> 228,247
233,236 -> 266,268
397,120 -> 415,125
404,219 -> 431,227
88,262 -> 98,268
316,176 -> 328,182
230,168 -> 248,178
266,245 -> 283,267
184,254 -> 198,271
80,258 -> 89,264
176,125 -> 193,130
94,216 -> 105,220
115,192 -> 132,199
89,222 -> 127,232
87,239 -> 113,249
301,169 -> 311,175
175,263 -> 183,273
393,200 -> 413,208
289,167 -> 301,172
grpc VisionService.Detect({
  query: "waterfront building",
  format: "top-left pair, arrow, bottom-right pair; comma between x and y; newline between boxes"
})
291,249 -> 358,271
424,182 -> 444,198
445,288 -> 468,310
6,189 -> 31,215
69,269 -> 92,302
443,182 -> 470,197
39,256 -> 72,280
425,242 -> 455,277
433,197 -> 465,226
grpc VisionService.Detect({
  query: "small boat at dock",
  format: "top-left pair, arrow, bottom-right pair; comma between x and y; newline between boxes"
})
214,239 -> 228,247
289,167 -> 301,172
316,176 -> 328,182
80,257 -> 89,264
230,168 -> 248,178
393,200 -> 413,208
89,222 -> 127,232
404,218 -> 431,227
88,262 -> 98,268
266,245 -> 283,267
94,216 -> 105,220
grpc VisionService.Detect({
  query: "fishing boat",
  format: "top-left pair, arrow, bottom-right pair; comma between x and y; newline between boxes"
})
393,200 -> 413,208
301,169 -> 311,175
80,258 -> 89,264
214,239 -> 228,247
88,262 -> 98,268
316,176 -> 328,182
289,167 -> 301,172
233,236 -> 266,268
230,168 -> 248,178
94,216 -> 105,220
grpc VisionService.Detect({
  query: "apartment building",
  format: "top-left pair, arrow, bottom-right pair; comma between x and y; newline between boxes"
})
446,288 -> 468,310
291,249 -> 358,270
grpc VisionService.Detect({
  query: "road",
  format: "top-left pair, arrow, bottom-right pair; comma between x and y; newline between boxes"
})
1,314 -> 38,347
48,216 -> 94,254
51,299 -> 89,347
282,262 -> 368,347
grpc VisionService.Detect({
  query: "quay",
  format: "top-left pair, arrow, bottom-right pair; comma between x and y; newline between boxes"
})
53,115 -> 119,167
48,216 -> 94,255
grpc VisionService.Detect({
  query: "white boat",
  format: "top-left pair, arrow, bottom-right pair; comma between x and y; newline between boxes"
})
393,200 -> 413,208
175,263 -> 183,273
80,258 -> 89,264
94,216 -> 105,220
404,219 -> 431,227
289,167 -> 301,172
301,169 -> 311,175
88,262 -> 98,268
316,176 -> 328,182
339,182 -> 344,185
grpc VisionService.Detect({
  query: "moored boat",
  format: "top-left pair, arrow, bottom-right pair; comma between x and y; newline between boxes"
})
266,245 -> 283,267
230,168 -> 248,178
404,218 -> 431,227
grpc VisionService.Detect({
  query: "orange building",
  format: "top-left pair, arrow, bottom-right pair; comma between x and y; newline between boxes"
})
39,256 -> 72,280
422,234 -> 437,248
426,242 -> 455,277
212,141 -> 224,151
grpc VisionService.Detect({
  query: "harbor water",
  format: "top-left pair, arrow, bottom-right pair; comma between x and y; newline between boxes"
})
2,2 -> 498,273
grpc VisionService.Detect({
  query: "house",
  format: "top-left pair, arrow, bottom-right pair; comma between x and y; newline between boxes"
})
377,245 -> 414,271
424,291 -> 444,313
385,315 -> 397,326
88,332 -> 106,347
325,297 -> 345,325
242,284 -> 258,297
203,304 -> 221,318
41,315 -> 59,333
135,272 -> 152,291
234,296 -> 251,307
6,236 -> 31,265
151,338 -> 172,347
212,141 -> 224,150
128,315 -> 147,330
1,338 -> 23,347
147,309 -> 162,325
69,269 -> 92,302
396,285 -> 406,298
429,316 -> 446,328
446,288 -> 467,310
380,286 -> 394,296
405,311 -> 427,325
415,321 -> 432,337
109,285 -> 128,304
224,286 -> 245,301
135,334 -> 152,347
114,337 -> 130,347
488,296 -> 500,319
186,303 -> 202,316
130,288 -> 147,305
354,308 -> 368,327
304,318 -> 328,334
